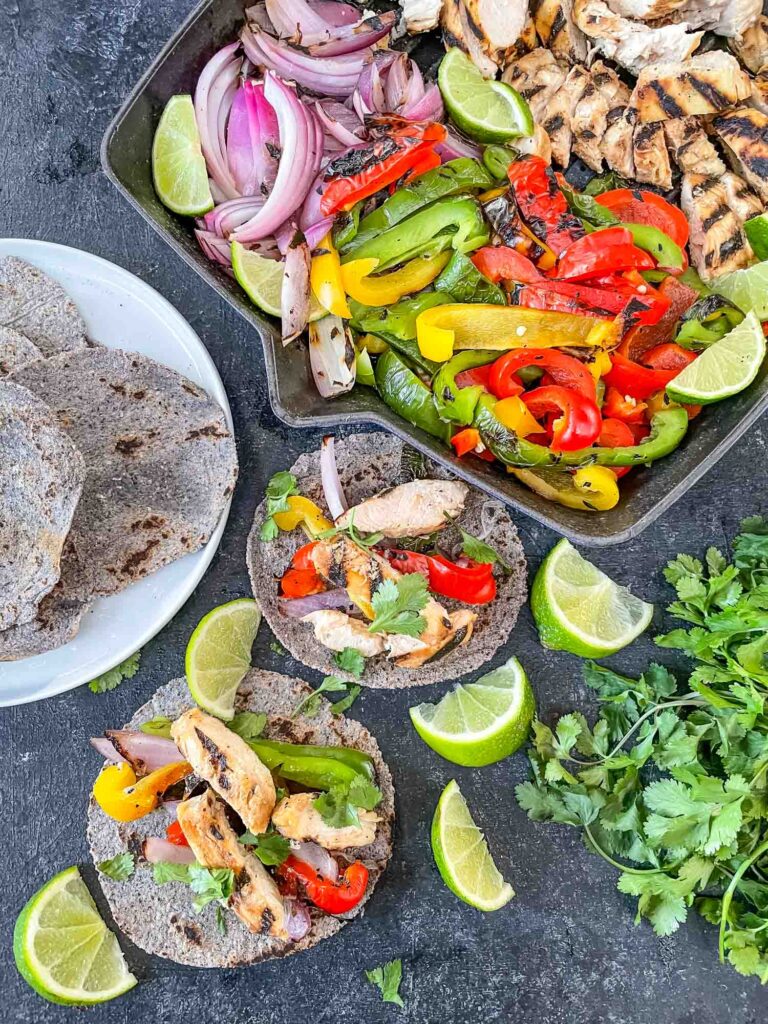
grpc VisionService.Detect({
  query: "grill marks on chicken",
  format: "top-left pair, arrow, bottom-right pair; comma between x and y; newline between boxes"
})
567,65 -> 609,171
663,118 -> 726,177
502,48 -> 572,165
681,173 -> 753,281
713,106 -> 768,203
529,0 -> 588,63
629,52 -> 752,121
633,121 -> 673,190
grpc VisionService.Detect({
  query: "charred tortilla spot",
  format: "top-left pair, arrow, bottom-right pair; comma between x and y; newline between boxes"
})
120,539 -> 160,576
115,435 -> 143,455
186,423 -> 229,441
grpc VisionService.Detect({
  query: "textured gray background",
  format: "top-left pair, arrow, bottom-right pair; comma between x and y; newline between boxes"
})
1,1 -> 767,1021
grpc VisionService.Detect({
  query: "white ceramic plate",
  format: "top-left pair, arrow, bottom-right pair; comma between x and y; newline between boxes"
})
0,239 -> 234,706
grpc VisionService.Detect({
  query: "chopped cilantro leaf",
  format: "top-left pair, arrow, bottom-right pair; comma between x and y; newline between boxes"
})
368,573 -> 428,638
459,527 -> 509,571
88,651 -> 141,693
97,853 -> 135,881
228,711 -> 266,741
292,676 -> 348,719
366,959 -> 404,1008
238,831 -> 291,866
261,471 -> 299,541
333,646 -> 366,679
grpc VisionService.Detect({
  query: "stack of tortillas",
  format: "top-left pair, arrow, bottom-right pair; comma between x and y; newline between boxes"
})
0,257 -> 238,661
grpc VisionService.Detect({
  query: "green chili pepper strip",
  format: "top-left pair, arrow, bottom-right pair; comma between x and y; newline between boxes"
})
276,755 -> 361,791
432,351 -> 499,426
342,197 -> 489,271
248,739 -> 374,778
347,158 -> 493,254
375,348 -> 451,443
473,394 -> 688,468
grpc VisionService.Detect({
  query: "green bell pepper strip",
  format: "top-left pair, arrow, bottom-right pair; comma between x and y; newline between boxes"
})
561,184 -> 620,229
247,739 -> 374,778
332,202 -> 362,249
341,197 -> 490,271
434,250 -> 505,305
346,158 -> 493,254
674,294 -> 744,349
355,346 -> 376,386
482,145 -> 518,180
375,348 -> 451,442
473,394 -> 688,468
276,755 -> 361,791
375,332 -> 442,377
592,222 -> 683,270
432,351 -> 499,425
349,292 -> 451,342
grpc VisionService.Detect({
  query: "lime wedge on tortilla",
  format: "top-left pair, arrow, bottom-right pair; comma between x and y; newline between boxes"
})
232,243 -> 325,320
666,311 -> 766,405
431,780 -> 514,911
410,656 -> 535,766
438,48 -> 533,143
531,538 -> 653,657
152,95 -> 213,216
186,598 -> 261,719
13,867 -> 137,1005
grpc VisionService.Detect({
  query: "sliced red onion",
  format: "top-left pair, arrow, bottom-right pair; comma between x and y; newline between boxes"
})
308,315 -> 356,398
90,736 -> 126,762
437,127 -> 482,162
142,837 -> 196,865
162,799 -> 182,815
194,42 -> 242,200
227,80 -> 278,196
356,50 -> 397,112
281,232 -> 312,345
385,53 -> 410,112
248,81 -> 280,193
300,171 -> 329,233
266,0 -> 328,39
279,588 -> 356,618
244,2 -> 275,31
196,229 -> 232,266
314,100 -> 364,148
290,840 -> 339,881
303,217 -> 335,249
205,196 -> 265,237
283,897 -> 311,940
308,12 -> 396,56
320,435 -> 349,519
310,1 -> 360,26
402,83 -> 444,122
241,26 -> 368,98
232,72 -> 323,243
104,730 -> 183,774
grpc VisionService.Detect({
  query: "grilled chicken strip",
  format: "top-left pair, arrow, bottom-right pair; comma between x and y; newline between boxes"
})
399,0 -> 444,33
569,66 -> 609,171
272,792 -> 379,850
178,790 -> 288,938
750,70 -> 768,116
302,610 -> 386,657
663,118 -> 727,177
633,121 -> 672,191
441,0 -> 498,77
529,0 -> 589,64
502,49 -> 572,165
336,479 -> 468,538
516,125 -> 553,165
590,62 -> 634,175
391,607 -> 476,668
713,106 -> 768,203
573,0 -> 704,75
681,173 -> 753,281
463,0 -> 529,56
608,0 -> 760,32
171,709 -> 276,834
629,52 -> 752,122
730,14 -> 768,73
722,170 -> 765,221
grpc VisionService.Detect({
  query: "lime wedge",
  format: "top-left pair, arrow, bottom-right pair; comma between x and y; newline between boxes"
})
744,214 -> 768,261
666,311 -> 766,405
531,538 -> 653,657
13,867 -> 137,1005
410,656 -> 535,766
431,780 -> 514,911
152,95 -> 213,216
185,598 -> 262,720
232,243 -> 325,320
713,260 -> 768,319
438,48 -> 533,144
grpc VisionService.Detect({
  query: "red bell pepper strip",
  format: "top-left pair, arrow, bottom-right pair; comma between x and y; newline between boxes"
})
595,189 -> 690,248
521,385 -> 602,451
603,352 -> 682,401
489,349 -> 596,401
514,285 -> 617,321
402,146 -> 442,185
617,277 -> 699,361
292,542 -> 319,572
280,567 -> 325,599
471,246 -> 542,285
602,387 -> 648,424
451,427 -> 483,458
598,418 -> 635,479
278,855 -> 368,915
455,364 -> 492,390
556,228 -> 655,281
321,123 -> 446,215
641,343 -> 697,373
385,551 -> 497,605
507,156 -> 585,257
166,820 -> 190,847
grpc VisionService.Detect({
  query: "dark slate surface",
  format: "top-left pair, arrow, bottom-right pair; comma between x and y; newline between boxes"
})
1,2 -> 767,1021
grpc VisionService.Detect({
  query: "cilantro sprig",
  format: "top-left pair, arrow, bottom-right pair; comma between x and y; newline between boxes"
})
366,959 -> 405,1008
368,573 -> 428,638
516,516 -> 768,983
97,853 -> 135,882
316,774 -> 382,829
260,471 -> 299,541
153,862 -> 235,914
88,651 -> 141,693
238,830 -> 291,866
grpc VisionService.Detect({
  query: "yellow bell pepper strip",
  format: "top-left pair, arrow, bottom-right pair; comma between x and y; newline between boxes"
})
341,252 -> 450,307
273,496 -> 333,536
509,466 -> 620,511
310,234 -> 351,318
93,760 -> 192,822
416,304 -> 620,361
494,396 -> 541,437
586,348 -> 613,383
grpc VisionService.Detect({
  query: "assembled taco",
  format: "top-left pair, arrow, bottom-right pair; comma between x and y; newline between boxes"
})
86,670 -> 394,968
247,433 -> 527,688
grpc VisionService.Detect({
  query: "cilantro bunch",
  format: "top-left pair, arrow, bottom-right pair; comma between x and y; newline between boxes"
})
516,517 -> 768,984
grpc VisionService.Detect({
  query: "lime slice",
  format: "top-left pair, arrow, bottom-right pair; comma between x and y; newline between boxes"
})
431,780 -> 514,911
13,867 -> 137,1005
152,95 -> 213,216
232,242 -> 325,320
744,214 -> 768,261
410,656 -> 535,766
185,598 -> 262,719
666,311 -> 766,405
531,538 -> 653,657
713,260 -> 768,319
438,48 -> 533,144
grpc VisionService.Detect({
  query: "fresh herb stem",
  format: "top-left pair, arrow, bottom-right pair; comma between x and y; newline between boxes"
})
719,838 -> 768,963
584,825 -> 681,876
